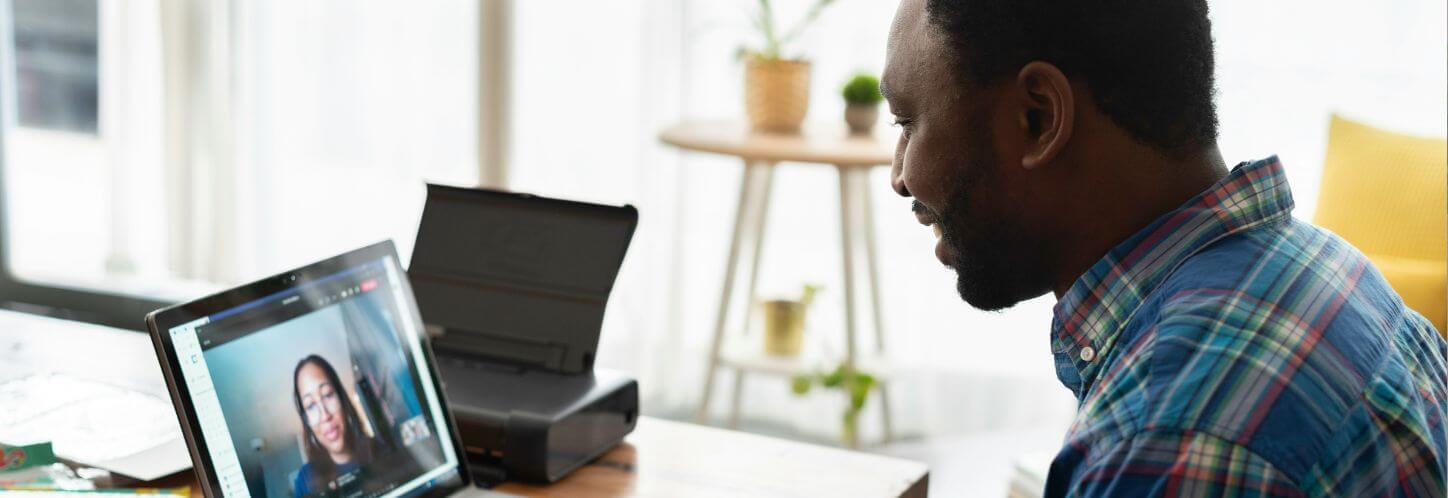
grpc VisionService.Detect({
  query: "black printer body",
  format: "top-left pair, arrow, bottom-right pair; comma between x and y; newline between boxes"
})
408,184 -> 639,484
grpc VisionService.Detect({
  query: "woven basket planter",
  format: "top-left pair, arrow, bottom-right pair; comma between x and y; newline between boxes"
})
744,57 -> 811,134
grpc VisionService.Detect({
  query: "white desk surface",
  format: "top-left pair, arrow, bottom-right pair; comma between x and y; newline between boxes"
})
0,309 -> 191,480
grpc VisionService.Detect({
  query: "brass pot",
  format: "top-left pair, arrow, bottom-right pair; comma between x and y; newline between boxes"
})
744,57 -> 811,134
761,299 -> 807,356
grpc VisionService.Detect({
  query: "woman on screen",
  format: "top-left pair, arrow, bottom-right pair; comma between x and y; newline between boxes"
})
292,355 -> 375,497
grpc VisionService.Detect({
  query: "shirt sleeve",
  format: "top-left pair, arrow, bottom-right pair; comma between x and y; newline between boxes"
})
1045,429 -> 1305,498
293,463 -> 311,498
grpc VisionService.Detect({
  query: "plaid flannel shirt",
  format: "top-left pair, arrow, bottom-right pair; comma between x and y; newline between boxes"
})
1044,157 -> 1448,497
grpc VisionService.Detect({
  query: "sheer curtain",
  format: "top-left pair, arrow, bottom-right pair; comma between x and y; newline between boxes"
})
225,0 -> 479,277
34,0 -> 1434,446
152,0 -> 480,285
1213,0 -> 1448,217
8,0 -> 481,292
504,0 -> 1447,445
506,0 -> 1074,445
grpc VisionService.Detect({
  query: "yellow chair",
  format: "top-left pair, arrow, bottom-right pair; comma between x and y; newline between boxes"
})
1313,114 -> 1447,335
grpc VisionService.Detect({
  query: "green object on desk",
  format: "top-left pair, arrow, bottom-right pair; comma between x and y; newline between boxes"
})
0,442 -> 56,474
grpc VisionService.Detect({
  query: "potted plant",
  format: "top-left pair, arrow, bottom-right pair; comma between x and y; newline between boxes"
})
841,73 -> 883,135
791,362 -> 878,446
741,0 -> 838,134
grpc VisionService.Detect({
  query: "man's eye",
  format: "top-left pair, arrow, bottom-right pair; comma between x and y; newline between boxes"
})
893,118 -> 915,138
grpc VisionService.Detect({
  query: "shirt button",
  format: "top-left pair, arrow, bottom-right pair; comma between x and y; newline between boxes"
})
1079,346 -> 1096,362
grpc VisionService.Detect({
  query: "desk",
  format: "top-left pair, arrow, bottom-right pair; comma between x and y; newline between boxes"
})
658,121 -> 899,447
0,310 -> 191,480
494,417 -> 928,498
2,312 -> 928,497
141,416 -> 928,498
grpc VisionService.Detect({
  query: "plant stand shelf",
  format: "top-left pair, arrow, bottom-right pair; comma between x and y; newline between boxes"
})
719,343 -> 896,379
659,121 -> 898,449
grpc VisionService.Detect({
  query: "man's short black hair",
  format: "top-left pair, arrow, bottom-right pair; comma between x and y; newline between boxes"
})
926,0 -> 1219,156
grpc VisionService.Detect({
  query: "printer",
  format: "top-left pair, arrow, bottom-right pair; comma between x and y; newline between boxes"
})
407,184 -> 640,485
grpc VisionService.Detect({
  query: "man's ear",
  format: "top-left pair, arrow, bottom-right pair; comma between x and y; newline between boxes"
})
1015,61 -> 1074,170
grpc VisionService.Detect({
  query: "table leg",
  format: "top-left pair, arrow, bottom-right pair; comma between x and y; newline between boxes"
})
728,367 -> 746,429
856,169 -> 888,355
875,382 -> 895,445
854,168 -> 895,443
697,160 -> 775,424
837,169 -> 861,370
739,164 -> 776,339
840,166 -> 896,446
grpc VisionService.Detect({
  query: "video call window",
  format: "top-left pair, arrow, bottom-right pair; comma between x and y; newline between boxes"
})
170,259 -> 457,498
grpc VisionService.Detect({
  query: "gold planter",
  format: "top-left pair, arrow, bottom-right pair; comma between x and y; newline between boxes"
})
761,299 -> 807,356
744,57 -> 811,134
845,103 -> 879,135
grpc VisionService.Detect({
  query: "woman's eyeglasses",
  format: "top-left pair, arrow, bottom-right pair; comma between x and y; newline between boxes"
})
302,383 -> 343,423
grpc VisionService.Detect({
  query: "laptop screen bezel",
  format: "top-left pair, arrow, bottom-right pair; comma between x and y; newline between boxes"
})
146,240 -> 472,498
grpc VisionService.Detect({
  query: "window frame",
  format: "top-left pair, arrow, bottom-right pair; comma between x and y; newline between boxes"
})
0,0 -> 510,331
0,0 -> 169,331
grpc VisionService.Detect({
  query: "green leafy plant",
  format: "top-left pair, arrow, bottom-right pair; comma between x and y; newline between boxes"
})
791,363 -> 877,445
799,283 -> 821,308
841,73 -> 883,106
745,0 -> 839,61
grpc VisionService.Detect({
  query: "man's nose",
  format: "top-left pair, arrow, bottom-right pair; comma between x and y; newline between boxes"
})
890,155 -> 910,197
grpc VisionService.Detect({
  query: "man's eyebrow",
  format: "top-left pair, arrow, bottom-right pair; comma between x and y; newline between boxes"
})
879,79 -> 893,101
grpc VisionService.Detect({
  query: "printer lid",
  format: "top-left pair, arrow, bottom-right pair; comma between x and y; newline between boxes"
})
408,184 -> 637,374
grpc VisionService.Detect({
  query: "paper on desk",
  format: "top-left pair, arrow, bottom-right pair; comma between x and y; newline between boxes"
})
0,488 -> 188,496
0,374 -> 190,481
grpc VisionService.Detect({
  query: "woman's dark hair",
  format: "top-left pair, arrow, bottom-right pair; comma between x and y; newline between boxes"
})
292,355 -> 373,486
926,0 -> 1218,157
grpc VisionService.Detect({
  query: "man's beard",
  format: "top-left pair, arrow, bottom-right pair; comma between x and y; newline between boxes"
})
929,132 -> 1050,311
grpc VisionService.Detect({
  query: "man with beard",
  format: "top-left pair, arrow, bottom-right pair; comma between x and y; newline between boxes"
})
881,0 -> 1447,496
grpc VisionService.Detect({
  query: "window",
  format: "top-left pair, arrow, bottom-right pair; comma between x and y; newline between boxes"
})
0,0 -> 481,329
12,0 -> 97,133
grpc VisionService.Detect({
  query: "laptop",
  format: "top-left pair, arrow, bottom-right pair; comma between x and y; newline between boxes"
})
147,241 -> 499,498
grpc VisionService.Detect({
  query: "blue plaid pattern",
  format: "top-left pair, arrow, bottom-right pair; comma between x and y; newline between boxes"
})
1044,157 -> 1447,497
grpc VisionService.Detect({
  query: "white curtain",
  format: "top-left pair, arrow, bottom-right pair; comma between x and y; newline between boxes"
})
16,0 -> 1436,447
6,1 -> 481,291
506,0 -> 1076,445
156,0 -> 480,284
504,0 -> 1447,445
1212,0 -> 1448,216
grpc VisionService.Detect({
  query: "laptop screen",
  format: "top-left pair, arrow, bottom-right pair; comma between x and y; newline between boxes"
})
163,254 -> 461,498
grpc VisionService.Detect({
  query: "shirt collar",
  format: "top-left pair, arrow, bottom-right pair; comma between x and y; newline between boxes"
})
1050,156 -> 1296,398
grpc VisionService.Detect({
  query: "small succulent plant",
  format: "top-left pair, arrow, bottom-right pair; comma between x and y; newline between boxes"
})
842,74 -> 883,106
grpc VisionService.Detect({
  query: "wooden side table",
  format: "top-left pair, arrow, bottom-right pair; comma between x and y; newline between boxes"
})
658,121 -> 897,448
